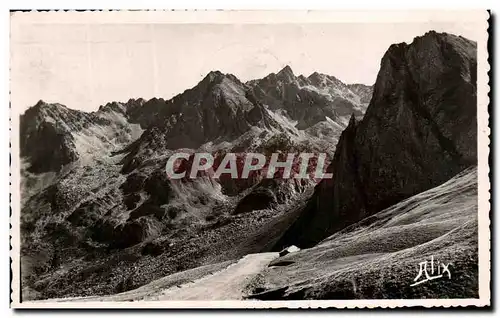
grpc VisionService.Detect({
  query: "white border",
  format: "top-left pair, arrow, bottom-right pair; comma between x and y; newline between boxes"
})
8,9 -> 491,309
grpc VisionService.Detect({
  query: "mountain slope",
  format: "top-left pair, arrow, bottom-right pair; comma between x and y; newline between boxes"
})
20,99 -> 145,173
32,166 -> 478,302
249,166 -> 478,299
274,31 -> 477,249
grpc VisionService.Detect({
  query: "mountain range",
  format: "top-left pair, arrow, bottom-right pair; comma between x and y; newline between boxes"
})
20,62 -> 372,299
19,30 -> 478,301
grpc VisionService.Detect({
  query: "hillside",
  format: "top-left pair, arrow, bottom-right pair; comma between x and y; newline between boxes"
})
249,167 -> 478,299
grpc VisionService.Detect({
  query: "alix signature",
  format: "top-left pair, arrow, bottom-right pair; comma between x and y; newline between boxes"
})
410,256 -> 452,287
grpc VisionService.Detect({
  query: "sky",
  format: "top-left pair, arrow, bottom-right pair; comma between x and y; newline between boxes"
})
10,11 -> 486,113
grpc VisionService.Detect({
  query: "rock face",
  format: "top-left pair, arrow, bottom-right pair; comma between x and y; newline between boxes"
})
346,84 -> 373,104
275,31 -> 477,249
248,66 -> 372,129
155,71 -> 277,149
20,100 -> 144,173
20,101 -> 87,173
119,71 -> 283,171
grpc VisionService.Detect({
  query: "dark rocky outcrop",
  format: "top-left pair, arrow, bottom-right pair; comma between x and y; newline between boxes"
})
20,99 -> 145,173
144,170 -> 171,205
275,31 -> 477,249
141,241 -> 166,257
67,200 -> 105,227
91,217 -> 162,249
120,173 -> 147,195
113,217 -> 162,249
233,187 -> 277,215
20,101 -> 82,173
124,193 -> 141,210
128,201 -> 165,221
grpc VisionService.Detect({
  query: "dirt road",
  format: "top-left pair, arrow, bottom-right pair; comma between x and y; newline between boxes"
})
145,252 -> 279,301
29,252 -> 279,303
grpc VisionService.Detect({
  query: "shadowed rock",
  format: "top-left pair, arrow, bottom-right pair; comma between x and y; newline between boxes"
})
233,187 -> 277,215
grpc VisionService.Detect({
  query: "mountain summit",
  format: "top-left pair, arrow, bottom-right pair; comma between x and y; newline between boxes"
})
276,65 -> 295,81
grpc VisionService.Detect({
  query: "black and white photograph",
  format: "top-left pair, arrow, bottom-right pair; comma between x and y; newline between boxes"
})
9,10 -> 490,308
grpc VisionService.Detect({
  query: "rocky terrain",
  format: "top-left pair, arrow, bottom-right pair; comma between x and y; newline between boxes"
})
249,166 -> 478,299
34,166 -> 476,302
19,30 -> 478,302
19,65 -> 371,300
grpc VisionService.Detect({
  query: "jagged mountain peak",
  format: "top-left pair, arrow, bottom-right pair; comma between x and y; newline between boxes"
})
297,74 -> 308,82
34,99 -> 47,108
277,64 -> 294,76
30,99 -> 67,111
386,30 -> 443,50
348,113 -> 357,126
384,30 -> 476,61
88,98 -> 147,115
19,62 -> 374,175
20,101 -> 81,173
274,65 -> 295,83
200,70 -> 244,86
20,98 -> 146,173
98,101 -> 123,113
307,71 -> 322,79
308,71 -> 345,86
307,71 -> 328,86
192,70 -> 249,98
127,97 -> 146,104
203,70 -> 225,82
122,98 -> 147,110
21,101 -> 91,137
24,100 -> 69,116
